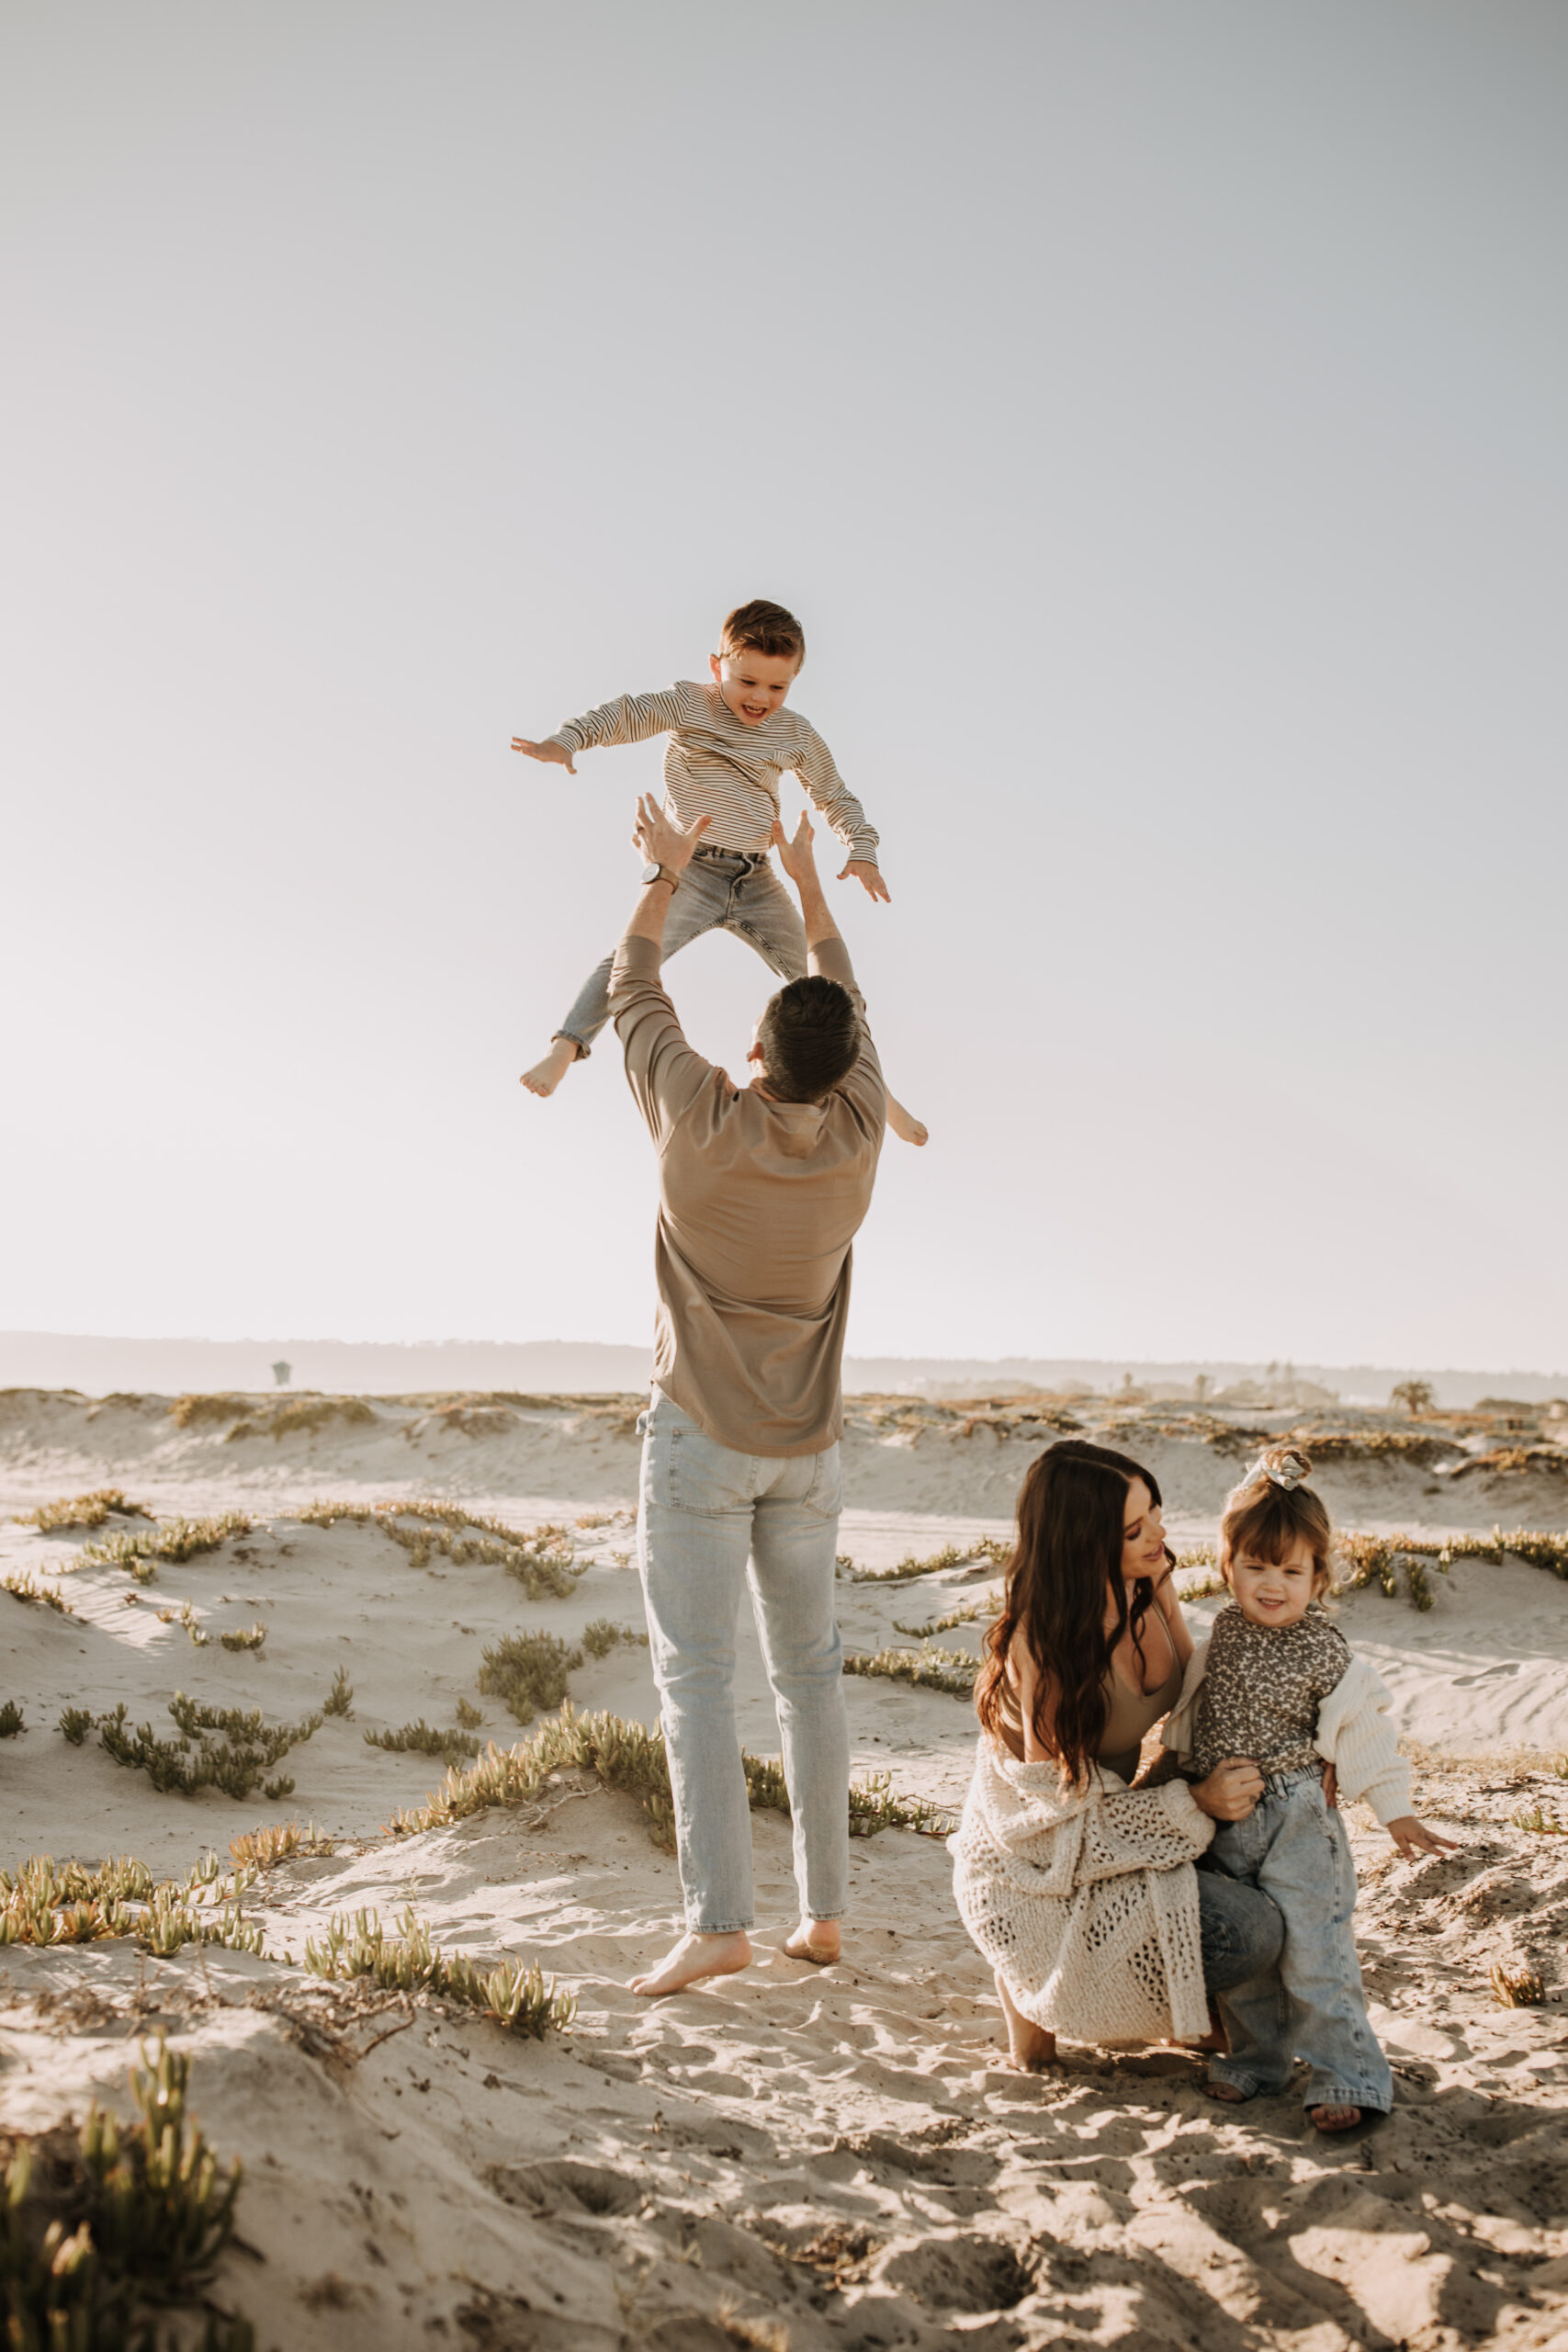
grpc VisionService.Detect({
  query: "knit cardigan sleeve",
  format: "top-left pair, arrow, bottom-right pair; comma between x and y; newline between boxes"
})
1314,1656 -> 1412,1825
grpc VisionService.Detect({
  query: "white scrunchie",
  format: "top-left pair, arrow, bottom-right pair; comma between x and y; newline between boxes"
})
1247,1447 -> 1311,1491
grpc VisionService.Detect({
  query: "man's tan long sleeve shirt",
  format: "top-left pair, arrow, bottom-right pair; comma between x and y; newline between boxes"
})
610,933 -> 886,1458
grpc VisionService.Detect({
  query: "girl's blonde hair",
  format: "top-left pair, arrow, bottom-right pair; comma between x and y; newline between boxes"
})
1219,1446 -> 1337,1601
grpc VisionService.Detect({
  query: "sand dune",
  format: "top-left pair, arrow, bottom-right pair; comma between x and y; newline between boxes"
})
2,1388 -> 1566,2348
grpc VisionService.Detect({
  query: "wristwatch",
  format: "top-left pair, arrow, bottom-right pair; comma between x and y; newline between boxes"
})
641,862 -> 679,889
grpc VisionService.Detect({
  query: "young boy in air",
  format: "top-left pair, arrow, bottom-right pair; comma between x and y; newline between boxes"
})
511,598 -> 927,1145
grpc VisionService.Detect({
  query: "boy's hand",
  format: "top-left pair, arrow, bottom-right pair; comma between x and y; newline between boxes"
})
631,793 -> 708,876
512,736 -> 577,775
772,810 -> 820,888
840,857 -> 891,904
1385,1815 -> 1461,1859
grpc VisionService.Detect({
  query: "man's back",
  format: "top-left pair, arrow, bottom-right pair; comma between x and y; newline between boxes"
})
611,933 -> 885,1457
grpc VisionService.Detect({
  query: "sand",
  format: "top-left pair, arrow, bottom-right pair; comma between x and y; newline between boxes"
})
2,1386 -> 1566,2350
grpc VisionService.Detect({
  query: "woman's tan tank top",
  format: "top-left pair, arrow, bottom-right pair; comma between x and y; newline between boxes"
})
998,1612 -> 1184,1782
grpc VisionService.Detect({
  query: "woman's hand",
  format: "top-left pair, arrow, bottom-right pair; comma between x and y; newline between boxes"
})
1191,1758 -> 1263,1822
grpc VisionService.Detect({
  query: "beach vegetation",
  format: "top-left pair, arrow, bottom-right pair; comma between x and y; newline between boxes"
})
225,1396 -> 378,1442
218,1623 -> 266,1652
1451,1445 -> 1568,1480
0,2036 -> 253,2349
454,1696 -> 485,1728
1509,1804 -> 1566,1836
478,1631 -> 583,1725
1391,1380 -> 1437,1417
168,1394 -> 252,1429
849,1538 -> 1011,1585
364,1720 -> 482,1764
894,1592 -> 999,1638
581,1617 -> 649,1658
1491,1962 -> 1547,2007
0,1856 -> 265,1959
3,1572 -> 73,1615
386,1702 -> 954,1850
58,1706 -> 93,1745
844,1645 -> 977,1698
82,1511 -> 254,1582
0,1703 -> 23,1738
14,1487 -> 152,1532
229,1819 -> 332,1868
156,1597 -> 209,1645
96,1692 -> 321,1801
303,1904 -> 574,2038
322,1665 -> 355,1717
294,1498 -> 587,1599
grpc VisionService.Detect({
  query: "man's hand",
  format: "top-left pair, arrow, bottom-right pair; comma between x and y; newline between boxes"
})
631,793 -> 709,876
1191,1757 -> 1264,1822
1385,1815 -> 1461,1860
772,810 -> 820,888
512,736 -> 577,775
840,857 -> 891,904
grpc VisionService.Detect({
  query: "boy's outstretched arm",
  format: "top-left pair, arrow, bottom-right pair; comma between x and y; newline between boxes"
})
512,684 -> 692,777
512,735 -> 577,773
793,723 -> 889,902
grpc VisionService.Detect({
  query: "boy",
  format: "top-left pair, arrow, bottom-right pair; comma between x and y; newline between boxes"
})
511,598 -> 927,1145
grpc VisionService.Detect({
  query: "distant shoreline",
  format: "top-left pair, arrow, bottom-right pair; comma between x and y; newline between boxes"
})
0,1331 -> 1562,1409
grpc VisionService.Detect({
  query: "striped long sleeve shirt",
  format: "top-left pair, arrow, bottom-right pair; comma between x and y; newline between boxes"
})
547,679 -> 880,865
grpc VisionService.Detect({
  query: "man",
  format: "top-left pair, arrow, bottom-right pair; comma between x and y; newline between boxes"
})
610,791 -> 887,1996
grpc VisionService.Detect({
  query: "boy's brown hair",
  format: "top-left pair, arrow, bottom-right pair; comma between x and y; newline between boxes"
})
1220,1447 -> 1337,1600
719,598 -> 806,669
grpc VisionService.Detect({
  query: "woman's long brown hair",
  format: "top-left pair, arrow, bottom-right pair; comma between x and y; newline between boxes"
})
976,1438 -> 1166,1787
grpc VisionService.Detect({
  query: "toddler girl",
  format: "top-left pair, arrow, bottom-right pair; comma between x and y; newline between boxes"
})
1161,1446 -> 1457,2131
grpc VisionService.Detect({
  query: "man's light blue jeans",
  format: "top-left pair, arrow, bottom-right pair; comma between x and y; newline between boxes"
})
637,1390 -> 850,1934
1202,1764 -> 1393,2114
558,843 -> 807,1059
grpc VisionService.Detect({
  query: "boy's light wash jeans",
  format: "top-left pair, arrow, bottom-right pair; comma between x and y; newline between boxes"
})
1202,1763 -> 1393,2114
637,1388 -> 849,1935
557,844 -> 807,1059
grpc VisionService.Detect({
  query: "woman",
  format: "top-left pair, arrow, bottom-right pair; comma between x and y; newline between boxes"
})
951,1439 -> 1282,2067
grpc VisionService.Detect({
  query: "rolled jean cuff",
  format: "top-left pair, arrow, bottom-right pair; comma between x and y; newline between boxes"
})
551,1029 -> 590,1060
690,1917 -> 752,1935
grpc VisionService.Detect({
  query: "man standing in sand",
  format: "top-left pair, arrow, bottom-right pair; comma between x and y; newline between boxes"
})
609,791 -> 886,1997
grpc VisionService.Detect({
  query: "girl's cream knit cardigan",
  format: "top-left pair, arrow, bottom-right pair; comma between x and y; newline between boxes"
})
951,1739 -> 1214,2043
1160,1641 -> 1413,1826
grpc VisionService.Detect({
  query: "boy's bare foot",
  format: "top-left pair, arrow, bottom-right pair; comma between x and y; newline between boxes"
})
1310,2103 -> 1362,2132
885,1093 -> 929,1148
783,1918 -> 840,1965
996,1969 -> 1057,2070
1203,2081 -> 1247,2103
521,1038 -> 579,1098
628,1928 -> 751,1998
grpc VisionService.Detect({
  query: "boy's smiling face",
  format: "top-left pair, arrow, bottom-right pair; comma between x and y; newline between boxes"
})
1226,1534 -> 1321,1627
710,645 -> 800,727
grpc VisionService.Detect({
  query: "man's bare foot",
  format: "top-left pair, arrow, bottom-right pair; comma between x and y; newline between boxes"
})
628,1928 -> 751,1998
1203,2081 -> 1247,2103
783,1918 -> 840,1965
1311,2103 -> 1362,2132
521,1038 -> 579,1098
996,1969 -> 1057,2070
886,1093 -> 929,1148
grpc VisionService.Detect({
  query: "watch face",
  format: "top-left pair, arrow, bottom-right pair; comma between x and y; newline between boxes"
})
641,861 -> 661,884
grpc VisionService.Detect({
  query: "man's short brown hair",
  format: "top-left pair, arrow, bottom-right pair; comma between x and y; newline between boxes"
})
719,598 -> 806,669
757,975 -> 858,1102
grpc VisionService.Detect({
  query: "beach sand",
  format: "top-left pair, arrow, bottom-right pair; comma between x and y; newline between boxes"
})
2,1386 -> 1566,2349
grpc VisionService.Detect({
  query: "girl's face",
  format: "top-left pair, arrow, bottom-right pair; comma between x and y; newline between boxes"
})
1120,1478 -> 1167,1585
1227,1535 -> 1320,1626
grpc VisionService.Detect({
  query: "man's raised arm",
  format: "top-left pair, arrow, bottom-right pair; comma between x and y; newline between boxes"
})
771,811 -> 851,978
609,797 -> 714,1148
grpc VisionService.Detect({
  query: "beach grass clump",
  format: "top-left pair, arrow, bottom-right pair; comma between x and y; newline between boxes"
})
477,1631 -> 583,1726
305,1904 -> 574,2038
218,1623 -> 266,1653
14,1487 -> 152,1532
225,1396 -> 378,1443
81,1511 -> 254,1583
58,1706 -> 93,1745
0,2037 -> 254,2349
297,1498 -> 587,1599
386,1702 -> 954,1851
894,1592 -> 999,1639
1509,1804 -> 1567,1836
322,1666 -> 355,1717
1491,1962 -> 1547,2007
364,1720 -> 482,1764
3,1572 -> 73,1615
229,1819 -> 333,1869
581,1617 -> 650,1658
454,1696 -> 484,1729
168,1394 -> 252,1430
96,1691 -> 321,1801
156,1597 -> 209,1645
844,1645 -> 978,1699
0,1703 -> 23,1738
0,1856 -> 265,1958
850,1538 -> 1011,1586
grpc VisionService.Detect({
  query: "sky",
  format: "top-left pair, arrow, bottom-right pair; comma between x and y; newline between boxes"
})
2,1 -> 1564,1371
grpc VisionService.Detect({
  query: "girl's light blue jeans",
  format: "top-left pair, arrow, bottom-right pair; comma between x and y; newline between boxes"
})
1202,1765 -> 1393,2114
637,1389 -> 850,1935
556,844 -> 807,1058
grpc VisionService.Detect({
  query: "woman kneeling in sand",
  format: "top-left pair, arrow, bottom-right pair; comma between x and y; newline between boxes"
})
952,1440 -> 1281,2071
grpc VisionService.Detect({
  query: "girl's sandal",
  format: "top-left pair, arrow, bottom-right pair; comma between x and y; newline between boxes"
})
1311,2104 -> 1362,2132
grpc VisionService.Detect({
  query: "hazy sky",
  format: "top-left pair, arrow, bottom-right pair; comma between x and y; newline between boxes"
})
3,3 -> 1564,1370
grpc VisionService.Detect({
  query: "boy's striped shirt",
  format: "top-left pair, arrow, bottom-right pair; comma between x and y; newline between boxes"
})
547,680 -> 880,865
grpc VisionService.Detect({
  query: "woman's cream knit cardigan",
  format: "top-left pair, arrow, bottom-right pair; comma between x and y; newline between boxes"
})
951,1741 -> 1215,2043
